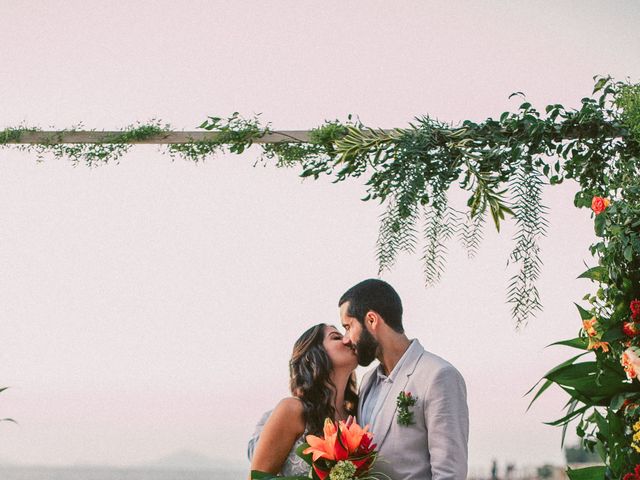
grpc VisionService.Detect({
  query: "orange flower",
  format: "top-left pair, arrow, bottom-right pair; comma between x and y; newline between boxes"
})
304,418 -> 339,461
591,196 -> 610,215
622,347 -> 640,380
583,317 -> 598,337
337,418 -> 371,453
588,340 -> 610,352
303,417 -> 378,480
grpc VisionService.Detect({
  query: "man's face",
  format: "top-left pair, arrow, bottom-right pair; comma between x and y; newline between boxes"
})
340,302 -> 378,367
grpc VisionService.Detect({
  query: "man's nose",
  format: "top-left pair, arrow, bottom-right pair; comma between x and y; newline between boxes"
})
342,334 -> 352,346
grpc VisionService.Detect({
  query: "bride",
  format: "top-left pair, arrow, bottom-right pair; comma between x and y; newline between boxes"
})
248,323 -> 359,477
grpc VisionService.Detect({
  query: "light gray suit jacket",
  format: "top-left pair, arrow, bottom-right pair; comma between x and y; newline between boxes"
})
358,340 -> 469,480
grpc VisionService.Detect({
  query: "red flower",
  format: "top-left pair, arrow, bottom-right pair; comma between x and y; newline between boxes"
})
631,299 -> 640,320
624,465 -> 640,480
591,196 -> 610,215
623,322 -> 640,337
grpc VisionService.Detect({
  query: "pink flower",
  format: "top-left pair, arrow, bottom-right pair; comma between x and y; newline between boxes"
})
622,347 -> 640,380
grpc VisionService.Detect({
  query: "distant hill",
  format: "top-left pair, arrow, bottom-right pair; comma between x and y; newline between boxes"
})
0,457 -> 17,467
144,450 -> 243,471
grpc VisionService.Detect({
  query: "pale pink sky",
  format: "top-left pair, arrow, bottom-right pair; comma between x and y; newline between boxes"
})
0,0 -> 639,475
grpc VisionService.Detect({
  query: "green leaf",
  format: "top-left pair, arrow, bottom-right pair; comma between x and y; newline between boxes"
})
546,362 -> 633,401
526,379 -> 554,412
624,245 -> 633,261
544,404 -> 589,426
566,465 -> 606,480
294,442 -> 313,467
594,214 -> 606,237
251,471 -> 308,480
601,328 -> 625,343
547,337 -> 588,350
575,303 -> 594,321
609,392 -> 638,411
577,266 -> 607,282
525,352 -> 590,409
592,77 -> 608,94
593,409 -> 608,437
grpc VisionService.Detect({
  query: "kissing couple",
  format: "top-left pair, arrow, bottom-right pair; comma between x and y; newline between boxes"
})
248,279 -> 469,480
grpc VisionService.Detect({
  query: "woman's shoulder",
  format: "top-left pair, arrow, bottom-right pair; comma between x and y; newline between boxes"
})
270,397 -> 305,433
273,396 -> 305,417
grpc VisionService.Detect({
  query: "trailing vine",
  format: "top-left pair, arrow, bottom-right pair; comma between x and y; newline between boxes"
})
262,120 -> 350,168
0,121 -> 170,166
168,112 -> 267,162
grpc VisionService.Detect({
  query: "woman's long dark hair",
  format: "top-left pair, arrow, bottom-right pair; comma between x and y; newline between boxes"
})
289,323 -> 358,436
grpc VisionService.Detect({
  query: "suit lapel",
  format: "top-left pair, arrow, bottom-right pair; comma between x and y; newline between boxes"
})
370,341 -> 424,447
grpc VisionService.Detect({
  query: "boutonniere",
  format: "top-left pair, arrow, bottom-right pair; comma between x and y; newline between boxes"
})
396,391 -> 417,426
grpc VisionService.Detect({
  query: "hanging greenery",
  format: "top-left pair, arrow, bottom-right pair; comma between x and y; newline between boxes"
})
0,77 -> 638,330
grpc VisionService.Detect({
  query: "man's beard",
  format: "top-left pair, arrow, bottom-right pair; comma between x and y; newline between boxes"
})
354,326 -> 379,366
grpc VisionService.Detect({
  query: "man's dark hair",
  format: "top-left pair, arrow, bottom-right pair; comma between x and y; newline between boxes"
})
338,278 -> 404,333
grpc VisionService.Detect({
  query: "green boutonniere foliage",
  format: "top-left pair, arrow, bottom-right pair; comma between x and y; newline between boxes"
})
396,391 -> 417,426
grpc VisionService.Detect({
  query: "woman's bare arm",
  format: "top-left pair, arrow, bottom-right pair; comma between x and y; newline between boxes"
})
249,397 -> 305,478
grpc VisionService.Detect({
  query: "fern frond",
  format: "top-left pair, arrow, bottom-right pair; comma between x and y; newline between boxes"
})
421,192 -> 461,286
376,198 -> 419,274
459,209 -> 486,259
507,164 -> 548,328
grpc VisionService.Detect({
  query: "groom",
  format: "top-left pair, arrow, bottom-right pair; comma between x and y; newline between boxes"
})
339,279 -> 469,480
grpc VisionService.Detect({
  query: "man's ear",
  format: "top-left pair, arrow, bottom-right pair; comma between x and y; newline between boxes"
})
365,310 -> 380,331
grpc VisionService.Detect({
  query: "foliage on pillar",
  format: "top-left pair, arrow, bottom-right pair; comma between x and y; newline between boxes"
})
528,79 -> 640,479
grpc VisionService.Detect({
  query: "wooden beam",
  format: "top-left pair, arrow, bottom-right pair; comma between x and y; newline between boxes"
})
3,130 -> 312,144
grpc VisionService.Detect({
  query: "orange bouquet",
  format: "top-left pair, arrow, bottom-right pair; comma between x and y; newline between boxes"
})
302,417 -> 379,479
251,417 -> 383,480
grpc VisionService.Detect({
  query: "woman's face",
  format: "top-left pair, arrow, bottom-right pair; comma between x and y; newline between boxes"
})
322,325 -> 358,371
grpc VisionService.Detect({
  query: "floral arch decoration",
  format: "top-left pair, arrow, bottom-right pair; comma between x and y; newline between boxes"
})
2,76 -> 640,479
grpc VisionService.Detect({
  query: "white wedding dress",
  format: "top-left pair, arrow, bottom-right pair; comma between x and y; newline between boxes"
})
247,409 -> 311,477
